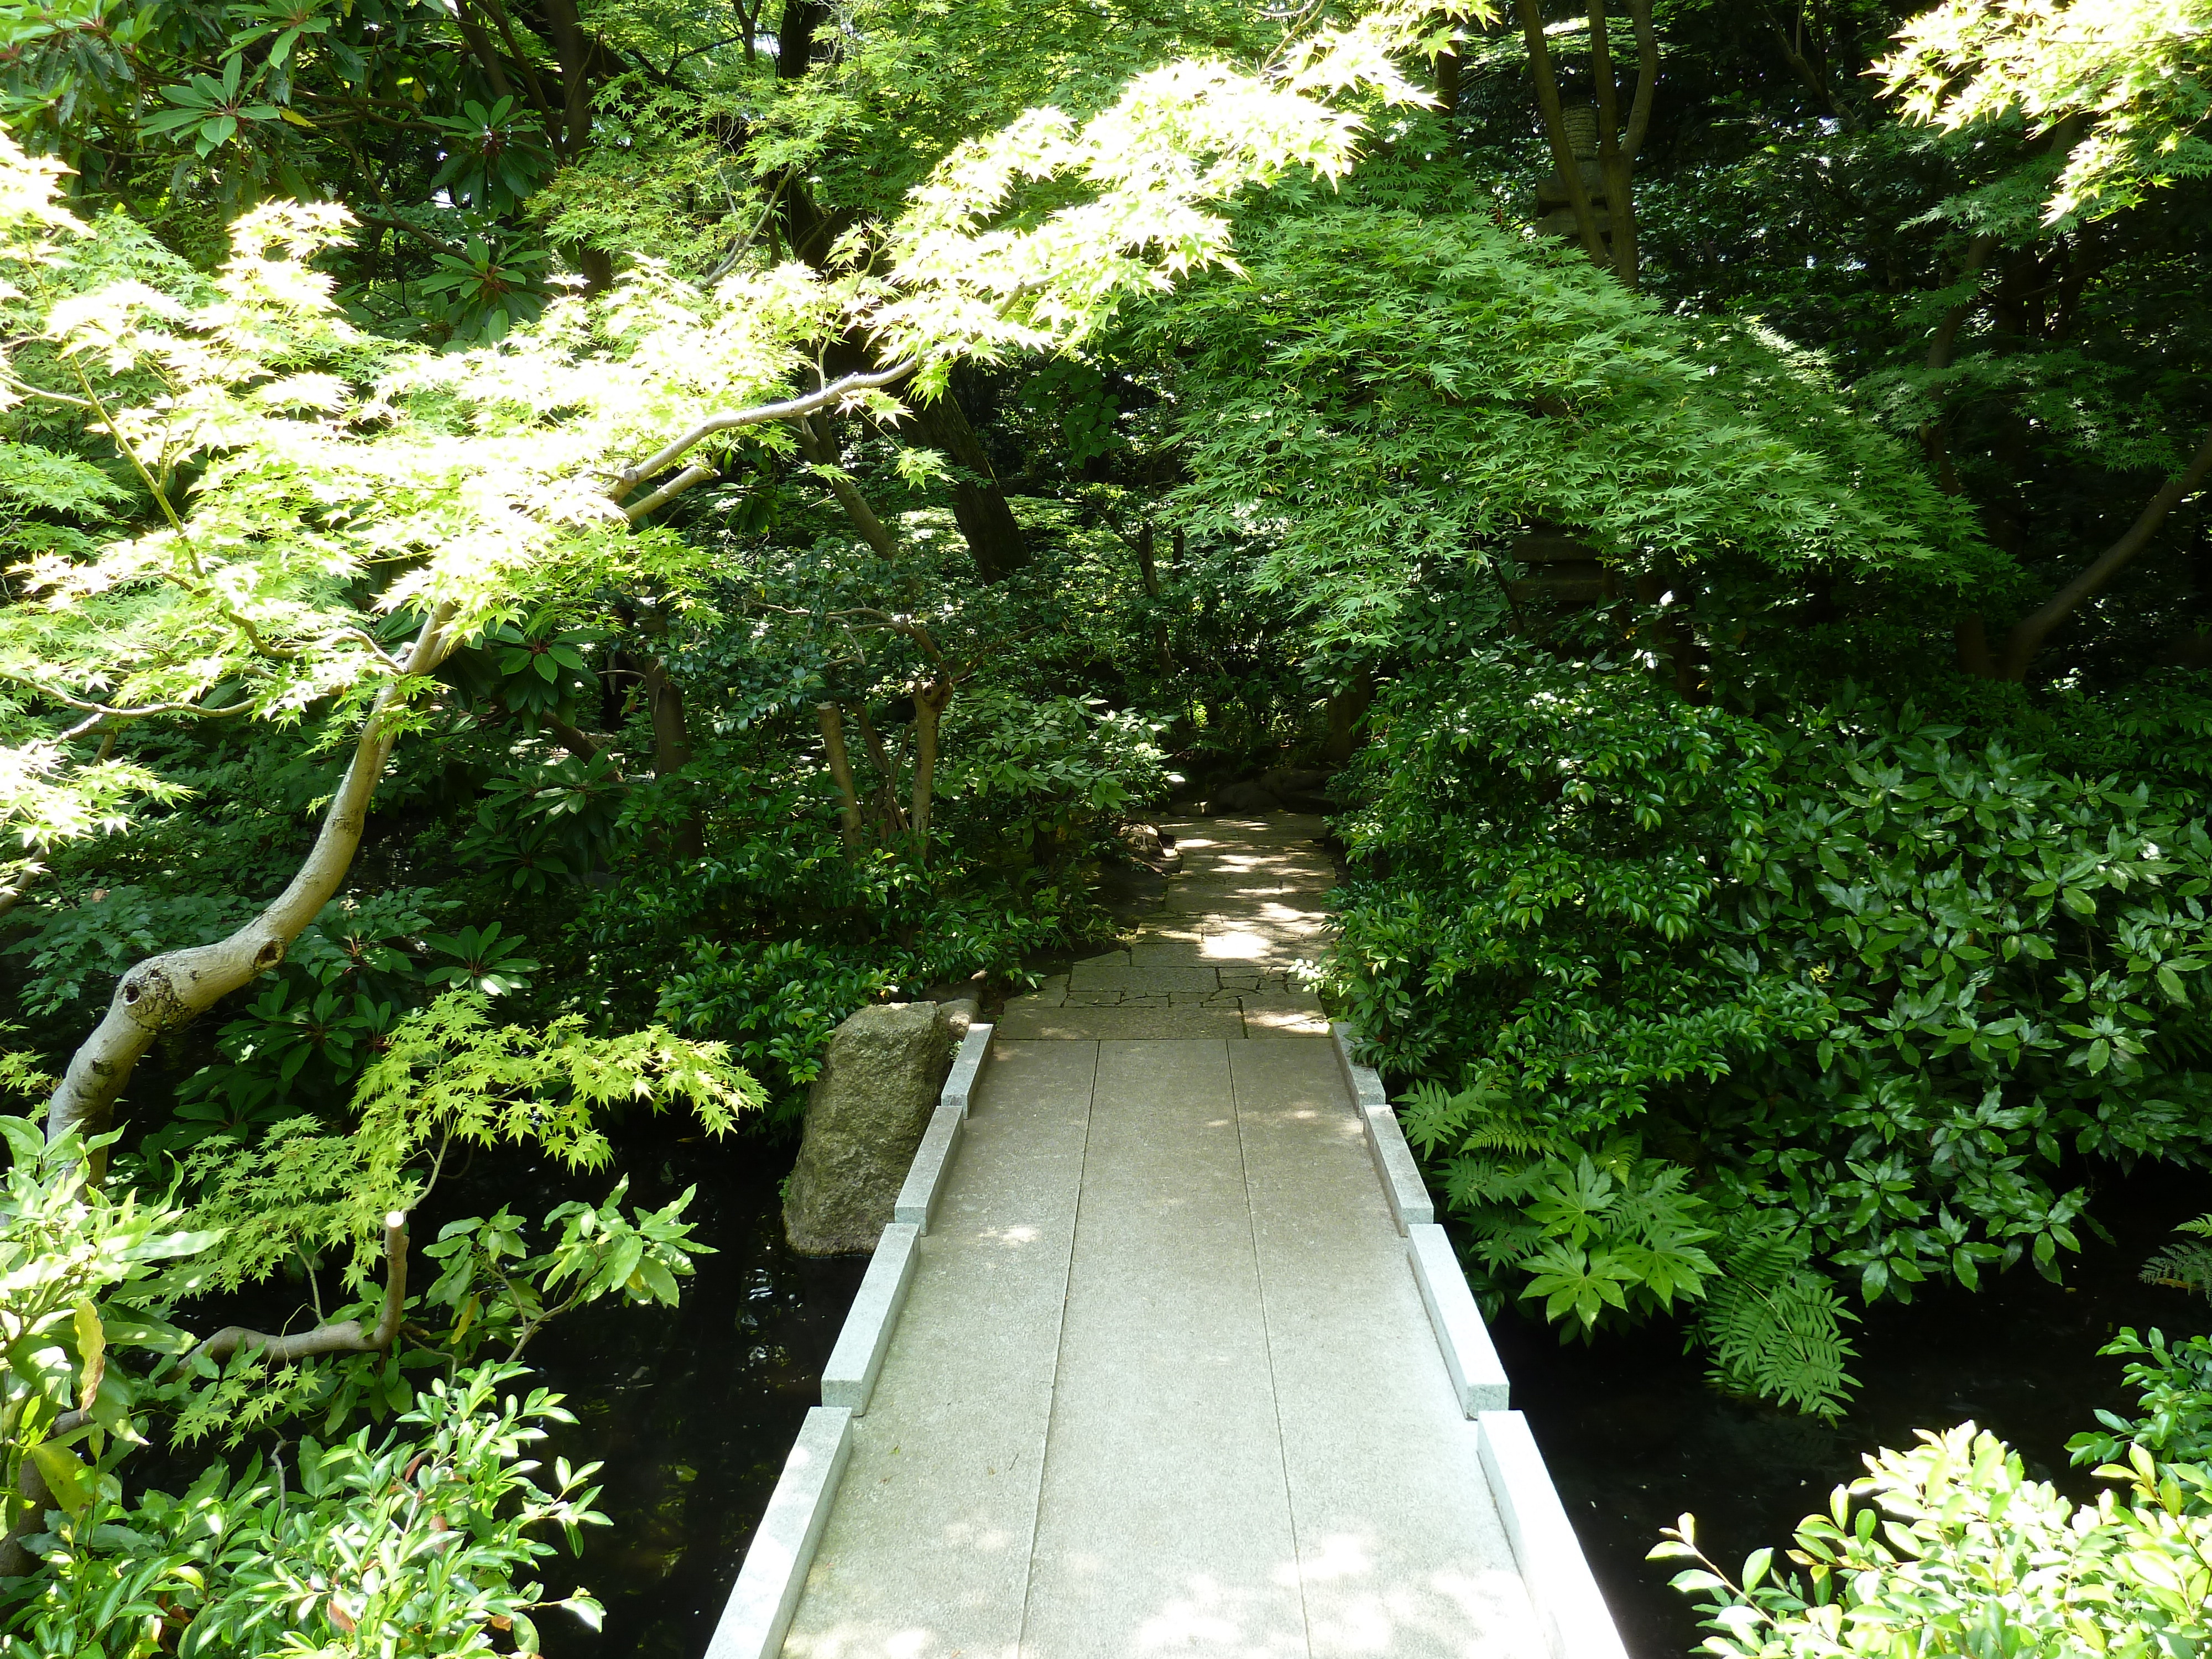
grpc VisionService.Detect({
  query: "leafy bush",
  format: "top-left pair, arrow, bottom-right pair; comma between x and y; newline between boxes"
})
0,1117 -> 206,1547
1658,1322 -> 2212,1657
935,689 -> 1169,859
6,888 -> 252,1020
2069,1326 -> 2212,1469
656,938 -> 895,1102
1332,647 -> 2212,1409
1655,1421 -> 2212,1659
132,899 -> 538,1156
2,1366 -> 606,1659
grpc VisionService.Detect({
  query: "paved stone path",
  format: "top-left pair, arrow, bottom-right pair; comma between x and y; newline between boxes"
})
778,817 -> 1545,1659
996,815 -> 1335,1040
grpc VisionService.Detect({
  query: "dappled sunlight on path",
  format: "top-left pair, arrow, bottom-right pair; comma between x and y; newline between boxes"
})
998,816 -> 1337,1039
778,818 -> 1542,1659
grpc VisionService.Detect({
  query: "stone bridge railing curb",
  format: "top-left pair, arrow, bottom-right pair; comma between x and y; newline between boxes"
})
705,1021 -> 997,1659
1330,1021 -> 1630,1659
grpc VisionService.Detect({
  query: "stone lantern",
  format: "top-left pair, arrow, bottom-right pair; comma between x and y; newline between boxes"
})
1531,105 -> 1612,263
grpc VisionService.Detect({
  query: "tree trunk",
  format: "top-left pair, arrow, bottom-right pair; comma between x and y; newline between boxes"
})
910,679 -> 953,862
1588,0 -> 1641,289
776,0 -> 825,79
45,609 -> 457,1156
533,0 -> 597,157
1621,0 -> 1657,158
0,1407 -> 81,1577
1136,520 -> 1172,675
640,655 -> 705,859
1435,12 -> 1461,118
1516,0 -> 1612,269
1997,424 -> 2212,681
1323,674 -> 1375,766
796,413 -> 899,557
1954,612 -> 1995,676
818,702 -> 867,852
1919,232 -> 1995,556
908,390 -> 1030,582
854,705 -> 909,832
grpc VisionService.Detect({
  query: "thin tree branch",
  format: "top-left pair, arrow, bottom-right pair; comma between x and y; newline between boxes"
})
622,462 -> 717,521
189,1214 -> 410,1368
611,359 -> 920,503
795,413 -> 899,556
1515,0 -> 1611,268
1588,0 -> 1641,289
1999,424 -> 2212,681
817,702 -> 866,852
1621,0 -> 1658,160
356,213 -> 465,259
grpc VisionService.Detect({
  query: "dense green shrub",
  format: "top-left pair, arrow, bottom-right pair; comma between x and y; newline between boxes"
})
2,1367 -> 607,1659
1326,648 -> 2212,1410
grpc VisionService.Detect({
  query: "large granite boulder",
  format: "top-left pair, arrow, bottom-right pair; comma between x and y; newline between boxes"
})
782,1001 -> 954,1256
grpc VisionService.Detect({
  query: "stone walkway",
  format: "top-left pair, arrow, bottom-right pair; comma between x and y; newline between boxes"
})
775,817 -> 1547,1659
996,816 -> 1335,1040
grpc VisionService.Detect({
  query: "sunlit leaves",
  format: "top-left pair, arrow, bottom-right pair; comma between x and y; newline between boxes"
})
1163,210 -> 1999,648
1882,0 -> 2212,223
1656,1419 -> 2212,1657
182,990 -> 761,1292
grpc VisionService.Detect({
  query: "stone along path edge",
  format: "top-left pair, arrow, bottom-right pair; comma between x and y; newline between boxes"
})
702,1022 -> 997,1659
1332,1023 -> 1629,1659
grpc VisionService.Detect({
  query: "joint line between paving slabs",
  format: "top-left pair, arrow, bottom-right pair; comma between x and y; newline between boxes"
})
1014,1037 -> 1102,1659
1230,1046 -> 1314,1658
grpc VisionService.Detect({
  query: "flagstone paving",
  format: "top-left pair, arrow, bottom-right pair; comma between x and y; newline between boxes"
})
995,815 -> 1337,1039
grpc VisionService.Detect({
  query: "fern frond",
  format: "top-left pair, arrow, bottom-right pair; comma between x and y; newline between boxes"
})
1695,1218 -> 1860,1420
1399,1076 -> 1567,1159
2142,1240 -> 2212,1298
1723,1217 -> 1807,1291
1397,1079 -> 1459,1150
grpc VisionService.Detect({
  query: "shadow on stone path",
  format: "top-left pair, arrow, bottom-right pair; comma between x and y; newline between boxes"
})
998,813 -> 1337,1039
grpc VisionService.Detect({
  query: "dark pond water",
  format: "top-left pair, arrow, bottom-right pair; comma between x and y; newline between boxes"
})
1489,1160 -> 2209,1658
459,1123 -> 865,1659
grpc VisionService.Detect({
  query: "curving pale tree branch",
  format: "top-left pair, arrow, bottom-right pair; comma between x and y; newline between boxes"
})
44,608 -> 458,1155
187,1213 -> 411,1368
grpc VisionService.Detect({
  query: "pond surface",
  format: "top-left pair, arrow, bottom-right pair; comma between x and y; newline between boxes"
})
484,1121 -> 864,1659
1490,1161 -> 2208,1658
